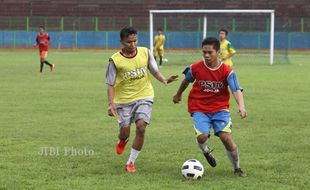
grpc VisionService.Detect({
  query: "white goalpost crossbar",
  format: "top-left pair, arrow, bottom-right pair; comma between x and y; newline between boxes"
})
149,9 -> 275,65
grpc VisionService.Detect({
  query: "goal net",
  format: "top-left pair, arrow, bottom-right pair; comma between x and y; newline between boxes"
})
149,10 -> 289,66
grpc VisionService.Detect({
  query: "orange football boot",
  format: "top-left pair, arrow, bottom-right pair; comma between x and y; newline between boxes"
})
116,139 -> 128,155
125,162 -> 136,173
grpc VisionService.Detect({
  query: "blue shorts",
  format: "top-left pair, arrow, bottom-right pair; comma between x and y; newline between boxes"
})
192,111 -> 232,136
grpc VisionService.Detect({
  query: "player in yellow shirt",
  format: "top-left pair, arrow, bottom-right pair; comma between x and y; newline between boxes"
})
218,29 -> 236,67
105,27 -> 178,173
153,28 -> 166,67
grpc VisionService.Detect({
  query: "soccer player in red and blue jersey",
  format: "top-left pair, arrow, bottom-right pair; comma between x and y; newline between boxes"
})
173,37 -> 247,177
35,26 -> 55,73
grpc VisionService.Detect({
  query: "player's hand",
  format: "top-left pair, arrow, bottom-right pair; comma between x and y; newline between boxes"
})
238,107 -> 247,119
107,103 -> 117,117
173,94 -> 182,104
166,75 -> 179,84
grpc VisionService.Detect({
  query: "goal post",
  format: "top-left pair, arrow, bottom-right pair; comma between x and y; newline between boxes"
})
149,9 -> 275,65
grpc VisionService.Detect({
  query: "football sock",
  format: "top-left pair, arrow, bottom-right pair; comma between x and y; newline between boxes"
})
127,148 -> 140,164
226,148 -> 240,169
159,56 -> 163,65
44,60 -> 52,66
40,61 -> 44,72
198,140 -> 210,153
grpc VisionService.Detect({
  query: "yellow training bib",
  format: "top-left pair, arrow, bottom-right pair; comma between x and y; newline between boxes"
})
111,47 -> 154,104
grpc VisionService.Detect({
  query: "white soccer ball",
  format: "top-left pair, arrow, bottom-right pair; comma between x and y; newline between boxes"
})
181,159 -> 204,180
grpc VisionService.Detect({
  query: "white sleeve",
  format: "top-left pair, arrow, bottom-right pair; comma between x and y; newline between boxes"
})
148,49 -> 159,74
105,59 -> 117,86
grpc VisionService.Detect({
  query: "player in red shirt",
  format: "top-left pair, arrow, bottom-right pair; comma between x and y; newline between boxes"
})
173,37 -> 247,177
35,26 -> 55,73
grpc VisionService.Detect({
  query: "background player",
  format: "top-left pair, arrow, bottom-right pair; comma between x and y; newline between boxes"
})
153,28 -> 166,67
35,26 -> 55,73
173,37 -> 247,177
106,27 -> 178,173
218,29 -> 236,67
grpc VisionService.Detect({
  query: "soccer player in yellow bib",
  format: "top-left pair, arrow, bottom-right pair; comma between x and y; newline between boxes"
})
153,28 -> 166,67
218,29 -> 236,67
105,27 -> 178,173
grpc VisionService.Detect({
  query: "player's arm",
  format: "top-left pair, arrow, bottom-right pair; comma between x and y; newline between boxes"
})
227,71 -> 247,119
162,36 -> 166,47
173,67 -> 194,104
233,90 -> 247,119
47,34 -> 51,44
34,36 -> 39,47
148,50 -> 178,84
222,52 -> 235,61
223,43 -> 236,61
153,36 -> 157,47
106,59 -> 117,117
173,79 -> 190,104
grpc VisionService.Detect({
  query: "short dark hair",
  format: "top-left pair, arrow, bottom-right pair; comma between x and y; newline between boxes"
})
39,25 -> 45,29
219,28 -> 228,36
157,28 -> 163,31
120,27 -> 137,39
202,37 -> 220,51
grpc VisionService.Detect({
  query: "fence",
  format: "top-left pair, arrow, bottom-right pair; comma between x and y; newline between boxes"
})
0,31 -> 309,49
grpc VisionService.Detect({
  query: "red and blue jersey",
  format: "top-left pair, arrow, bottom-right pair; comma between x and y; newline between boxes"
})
36,33 -> 50,51
184,60 -> 241,114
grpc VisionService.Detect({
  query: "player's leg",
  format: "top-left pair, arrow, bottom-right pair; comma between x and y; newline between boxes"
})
154,49 -> 162,67
159,56 -> 163,66
116,126 -> 130,155
115,105 -> 132,155
193,112 -> 216,167
125,100 -> 152,172
41,51 -> 50,66
40,60 -> 44,73
42,51 -> 55,72
218,132 -> 246,176
45,59 -> 55,72
132,119 -> 146,151
213,111 -> 246,177
159,49 -> 164,66
125,119 -> 146,173
153,49 -> 158,62
44,60 -> 52,66
39,51 -> 45,73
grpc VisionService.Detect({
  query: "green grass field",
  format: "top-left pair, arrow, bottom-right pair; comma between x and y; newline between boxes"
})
0,49 -> 309,190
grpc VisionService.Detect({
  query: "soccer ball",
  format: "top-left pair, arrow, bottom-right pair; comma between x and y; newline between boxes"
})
181,159 -> 204,180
